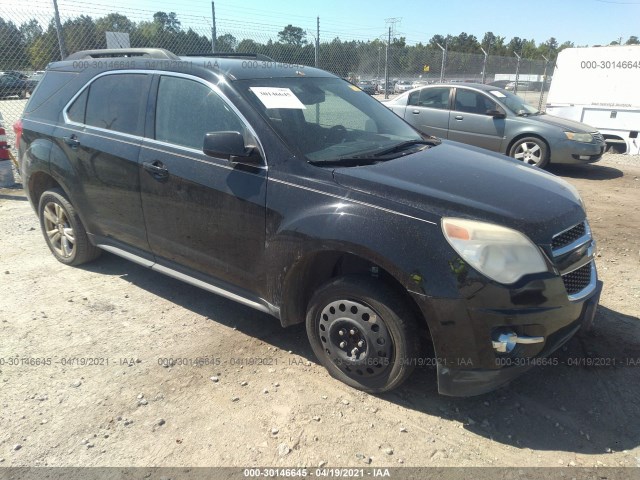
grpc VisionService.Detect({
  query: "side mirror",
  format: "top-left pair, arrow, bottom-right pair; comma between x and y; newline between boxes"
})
486,108 -> 506,119
203,131 -> 262,165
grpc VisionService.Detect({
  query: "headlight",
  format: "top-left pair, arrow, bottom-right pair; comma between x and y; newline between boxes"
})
564,131 -> 593,143
442,218 -> 548,284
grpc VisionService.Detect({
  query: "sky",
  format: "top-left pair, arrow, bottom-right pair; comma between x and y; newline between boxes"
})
16,0 -> 640,47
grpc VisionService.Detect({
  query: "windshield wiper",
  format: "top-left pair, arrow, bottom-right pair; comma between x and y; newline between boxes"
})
308,157 -> 380,167
308,138 -> 440,167
371,139 -> 439,158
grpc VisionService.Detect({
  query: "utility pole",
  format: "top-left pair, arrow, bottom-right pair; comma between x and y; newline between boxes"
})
52,0 -> 67,59
316,16 -> 319,67
383,18 -> 400,98
436,42 -> 446,83
480,47 -> 488,84
211,2 -> 216,53
539,54 -> 549,112
513,51 -> 522,94
384,26 -> 390,99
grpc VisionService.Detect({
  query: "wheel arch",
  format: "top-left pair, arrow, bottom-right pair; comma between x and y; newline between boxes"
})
279,250 -> 432,346
506,133 -> 550,160
28,171 -> 63,209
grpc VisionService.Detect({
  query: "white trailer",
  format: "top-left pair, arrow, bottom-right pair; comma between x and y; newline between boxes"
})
546,46 -> 640,154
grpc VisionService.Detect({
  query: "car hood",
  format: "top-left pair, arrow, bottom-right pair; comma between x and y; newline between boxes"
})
332,140 -> 585,243
523,113 -> 596,133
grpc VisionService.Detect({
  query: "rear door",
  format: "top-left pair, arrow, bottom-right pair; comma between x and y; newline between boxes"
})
55,72 -> 152,253
139,74 -> 267,292
448,88 -> 505,151
402,87 -> 451,138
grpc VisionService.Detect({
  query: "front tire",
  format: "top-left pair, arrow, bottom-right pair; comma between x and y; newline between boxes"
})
509,136 -> 549,168
38,188 -> 101,266
306,275 -> 420,393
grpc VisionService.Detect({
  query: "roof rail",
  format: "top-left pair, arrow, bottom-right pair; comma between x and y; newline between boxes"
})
182,52 -> 276,62
65,48 -> 179,60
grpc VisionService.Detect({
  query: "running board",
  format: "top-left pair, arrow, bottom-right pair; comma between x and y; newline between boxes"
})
96,243 -> 275,315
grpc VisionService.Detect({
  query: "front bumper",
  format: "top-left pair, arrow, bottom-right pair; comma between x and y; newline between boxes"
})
551,139 -> 606,164
410,276 -> 602,397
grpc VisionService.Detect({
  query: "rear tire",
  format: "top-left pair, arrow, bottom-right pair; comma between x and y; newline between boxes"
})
38,188 -> 101,266
306,275 -> 420,393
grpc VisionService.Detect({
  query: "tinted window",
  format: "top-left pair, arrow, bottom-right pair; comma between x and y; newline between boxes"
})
409,87 -> 450,109
155,76 -> 246,150
85,74 -> 149,136
454,89 -> 497,115
26,71 -> 77,116
67,89 -> 87,123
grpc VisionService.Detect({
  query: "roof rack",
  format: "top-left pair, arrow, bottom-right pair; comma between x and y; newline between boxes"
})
65,48 -> 180,60
182,52 -> 275,61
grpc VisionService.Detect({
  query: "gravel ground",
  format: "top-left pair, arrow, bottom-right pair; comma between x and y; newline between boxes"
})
0,154 -> 638,469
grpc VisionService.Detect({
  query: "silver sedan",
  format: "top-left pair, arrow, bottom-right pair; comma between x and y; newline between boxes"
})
385,83 -> 605,168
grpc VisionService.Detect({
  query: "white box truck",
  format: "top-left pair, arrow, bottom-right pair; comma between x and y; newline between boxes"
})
546,46 -> 640,155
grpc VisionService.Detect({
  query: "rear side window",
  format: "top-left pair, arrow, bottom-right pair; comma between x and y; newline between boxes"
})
24,71 -> 78,116
67,89 -> 87,123
154,75 -> 246,150
83,74 -> 149,136
409,87 -> 450,109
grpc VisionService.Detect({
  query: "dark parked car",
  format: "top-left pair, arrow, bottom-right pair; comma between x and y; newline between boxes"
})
385,83 -> 606,168
0,74 -> 33,99
356,79 -> 377,95
488,80 -> 511,89
16,49 -> 601,396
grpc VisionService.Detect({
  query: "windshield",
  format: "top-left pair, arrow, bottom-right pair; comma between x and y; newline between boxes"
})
235,77 -> 425,162
487,89 -> 539,115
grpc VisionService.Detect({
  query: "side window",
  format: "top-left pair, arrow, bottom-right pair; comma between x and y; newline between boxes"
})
454,89 -> 497,115
410,88 -> 450,109
155,76 -> 246,150
408,90 -> 420,106
67,89 -> 87,123
85,74 -> 149,136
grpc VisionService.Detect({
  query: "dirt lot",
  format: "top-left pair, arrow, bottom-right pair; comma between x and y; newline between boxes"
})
0,154 -> 639,469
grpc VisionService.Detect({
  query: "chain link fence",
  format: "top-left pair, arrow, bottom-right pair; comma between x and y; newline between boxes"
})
1,1 -> 551,159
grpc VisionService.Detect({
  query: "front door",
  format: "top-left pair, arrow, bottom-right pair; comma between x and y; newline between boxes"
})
448,88 -> 505,152
139,74 -> 267,292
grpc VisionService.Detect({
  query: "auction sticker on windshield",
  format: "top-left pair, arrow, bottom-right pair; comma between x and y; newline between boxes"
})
490,90 -> 506,97
249,87 -> 306,109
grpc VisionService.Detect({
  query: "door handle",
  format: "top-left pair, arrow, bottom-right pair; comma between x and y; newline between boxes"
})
412,109 -> 420,114
63,135 -> 80,148
142,160 -> 169,179
454,115 -> 464,121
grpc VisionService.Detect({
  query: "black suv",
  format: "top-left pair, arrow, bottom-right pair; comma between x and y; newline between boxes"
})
16,48 -> 601,396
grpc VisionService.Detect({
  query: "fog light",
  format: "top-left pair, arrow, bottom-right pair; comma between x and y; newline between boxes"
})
492,331 -> 545,353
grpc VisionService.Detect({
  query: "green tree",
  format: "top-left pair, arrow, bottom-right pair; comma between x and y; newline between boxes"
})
0,18 -> 29,69
153,12 -> 181,33
625,36 -> 639,45
278,24 -> 306,47
216,33 -> 237,52
62,15 -> 99,55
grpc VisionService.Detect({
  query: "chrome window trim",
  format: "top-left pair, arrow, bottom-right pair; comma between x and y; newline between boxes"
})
61,69 -> 267,165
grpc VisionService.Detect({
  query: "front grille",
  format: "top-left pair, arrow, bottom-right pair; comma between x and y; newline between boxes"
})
552,222 -> 586,250
562,262 -> 592,295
